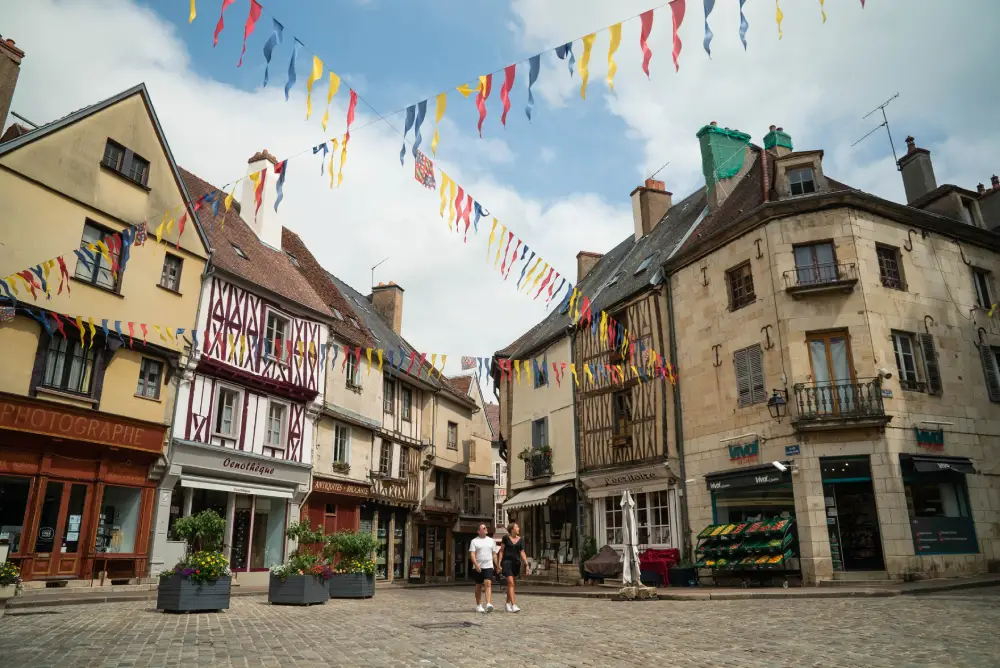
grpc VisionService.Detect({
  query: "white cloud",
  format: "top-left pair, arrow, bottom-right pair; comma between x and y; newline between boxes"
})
539,146 -> 556,163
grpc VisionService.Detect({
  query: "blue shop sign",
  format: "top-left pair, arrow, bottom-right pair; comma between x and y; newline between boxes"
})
785,444 -> 801,456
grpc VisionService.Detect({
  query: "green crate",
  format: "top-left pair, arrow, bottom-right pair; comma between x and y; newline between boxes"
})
697,524 -> 718,539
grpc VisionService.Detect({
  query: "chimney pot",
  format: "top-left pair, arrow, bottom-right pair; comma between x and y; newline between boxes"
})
769,124 -> 776,132
577,251 -> 603,283
710,121 -> 717,126
978,183 -> 986,194
632,180 -> 672,241
644,178 -> 666,191
991,174 -> 999,189
897,136 -> 937,205
905,136 -> 916,152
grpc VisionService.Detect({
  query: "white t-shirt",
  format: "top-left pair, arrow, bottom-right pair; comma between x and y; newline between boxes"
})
469,536 -> 498,569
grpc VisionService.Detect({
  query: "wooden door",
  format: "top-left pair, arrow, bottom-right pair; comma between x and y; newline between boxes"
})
806,331 -> 857,415
31,480 -> 91,578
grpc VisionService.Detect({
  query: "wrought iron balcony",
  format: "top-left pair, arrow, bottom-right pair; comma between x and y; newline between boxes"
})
782,262 -> 859,297
791,378 -> 891,431
524,453 -> 553,480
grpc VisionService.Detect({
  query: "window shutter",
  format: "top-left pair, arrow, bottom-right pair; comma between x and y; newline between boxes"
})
980,344 -> 1000,402
917,333 -> 943,395
748,345 -> 767,403
734,348 -> 751,407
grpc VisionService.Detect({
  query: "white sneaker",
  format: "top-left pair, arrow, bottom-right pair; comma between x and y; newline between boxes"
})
476,604 -> 486,613
511,604 -> 521,613
485,603 -> 494,613
505,603 -> 513,612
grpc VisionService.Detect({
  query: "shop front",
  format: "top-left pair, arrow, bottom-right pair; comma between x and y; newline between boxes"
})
583,463 -> 679,553
151,438 -> 310,586
0,393 -> 166,582
304,476 -> 370,534
899,454 -> 979,557
413,506 -> 458,583
504,482 -> 578,565
361,501 -> 410,582
820,455 -> 885,572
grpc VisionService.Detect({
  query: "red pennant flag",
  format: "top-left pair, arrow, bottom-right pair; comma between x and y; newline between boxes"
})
639,10 -> 655,77
57,256 -> 70,294
551,361 -> 561,387
213,0 -> 237,47
17,271 -> 39,299
579,297 -> 592,325
127,322 -> 135,347
475,74 -> 493,137
253,169 -> 267,216
670,0 -> 686,72
547,271 -> 560,300
140,323 -> 148,345
176,213 -> 187,249
286,339 -> 293,363
534,267 -> 554,300
51,312 -> 67,338
418,352 -> 427,378
346,89 -> 358,128
500,232 -> 514,274
406,351 -> 417,376
238,0 -> 263,67
341,346 -> 349,370
504,240 -> 521,278
105,234 -> 121,274
499,65 -> 516,128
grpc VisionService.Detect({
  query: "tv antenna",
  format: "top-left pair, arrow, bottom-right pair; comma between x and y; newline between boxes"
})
371,256 -> 389,289
852,93 -> 901,170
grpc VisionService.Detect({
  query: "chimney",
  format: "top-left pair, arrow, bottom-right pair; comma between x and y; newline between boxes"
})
0,36 -> 25,134
763,124 -> 793,158
630,178 -> 673,241
992,174 -> 999,190
978,183 -> 986,195
239,149 -> 281,248
697,122 -> 753,210
370,282 -> 404,335
577,251 -> 603,283
897,136 -> 938,205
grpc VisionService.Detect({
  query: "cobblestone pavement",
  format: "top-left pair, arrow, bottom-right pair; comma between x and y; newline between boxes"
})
2,586 -> 998,668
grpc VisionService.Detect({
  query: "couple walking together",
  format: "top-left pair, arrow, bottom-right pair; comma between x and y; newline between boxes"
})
469,522 -> 529,613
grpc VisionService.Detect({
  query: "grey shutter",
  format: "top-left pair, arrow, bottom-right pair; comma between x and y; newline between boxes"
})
748,345 -> 767,404
980,344 -> 1000,402
734,347 -> 751,407
917,333 -> 943,395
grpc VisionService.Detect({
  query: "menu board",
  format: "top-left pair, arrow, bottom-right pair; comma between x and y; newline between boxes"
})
911,517 -> 977,555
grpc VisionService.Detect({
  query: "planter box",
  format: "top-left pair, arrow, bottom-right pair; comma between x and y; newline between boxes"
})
328,573 -> 375,599
0,584 -> 16,617
156,574 -> 231,613
268,574 -> 329,606
668,567 -> 699,587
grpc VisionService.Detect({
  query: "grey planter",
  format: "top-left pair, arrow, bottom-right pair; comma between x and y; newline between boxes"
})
268,574 -> 329,606
328,573 -> 375,599
156,574 -> 231,613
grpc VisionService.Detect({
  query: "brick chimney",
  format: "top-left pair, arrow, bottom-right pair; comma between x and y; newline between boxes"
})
630,178 -> 672,241
577,251 -> 603,283
897,136 -> 938,205
697,121 -> 753,210
763,124 -> 793,158
371,282 -> 404,335
0,35 -> 25,134
239,149 -> 281,248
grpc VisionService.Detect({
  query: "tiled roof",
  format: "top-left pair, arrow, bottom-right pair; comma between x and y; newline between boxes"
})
0,123 -> 30,143
484,402 -> 500,437
281,228 -> 373,348
446,375 -> 473,396
178,167 -> 332,317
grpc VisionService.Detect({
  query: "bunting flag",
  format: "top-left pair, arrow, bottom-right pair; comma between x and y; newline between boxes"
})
414,150 -> 436,190
460,356 -> 476,371
499,65 -> 516,127
439,171 -> 457,225
412,99 -> 428,156
525,55 -> 540,120
400,104 -> 416,166
534,267 -> 554,300
499,232 -> 514,274
494,225 -> 507,268
57,257 -> 70,294
176,213 -> 187,250
225,181 -> 238,213
321,71 -> 341,132
189,0 -> 197,23
261,19 -> 283,87
213,0 -> 237,47
555,43 -> 575,77
273,160 -> 288,212
703,0 -> 715,56
521,256 -> 541,292
285,38 -> 303,102
328,138 -> 338,188
472,202 -> 488,233
431,93 -> 446,156
249,169 -> 266,217
305,56 -> 323,119
516,250 -> 534,289
338,90 -> 358,187
671,0 -> 686,71
366,347 -> 373,375
313,143 -> 328,174
504,240 -> 521,278
486,218 -> 498,261
377,348 -> 384,374
776,0 -> 784,39
819,0 -> 827,23
238,0 -> 262,67
739,0 -> 749,49
578,33 -> 595,99
607,23 -> 622,92
475,74 -> 493,137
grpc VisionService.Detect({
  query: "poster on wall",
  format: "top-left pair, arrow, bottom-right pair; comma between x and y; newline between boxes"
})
408,555 -> 424,581
911,517 -> 978,555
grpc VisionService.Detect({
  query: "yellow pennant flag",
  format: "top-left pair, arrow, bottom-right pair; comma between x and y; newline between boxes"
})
297,340 -> 305,367
430,353 -> 438,376
366,347 -> 373,375
524,362 -> 532,386
239,334 -> 247,363
4,278 -> 17,297
87,317 -> 97,349
599,312 -> 608,347
514,360 -> 521,385
439,171 -> 456,224
530,262 -> 548,293
377,348 -> 384,374
439,354 -> 447,377
337,133 -> 348,187
431,92 -> 447,155
607,23 -> 622,92
329,138 -> 339,188
96,240 -> 113,270
584,363 -> 594,386
570,363 -> 579,387
153,325 -> 165,342
164,215 -> 176,238
819,0 -> 826,23
631,364 -> 641,382
988,303 -> 997,318
485,218 -> 498,261
189,0 -> 196,23
776,0 -> 784,39
166,327 -> 176,342
456,81 -> 479,98
227,333 -> 236,360
75,316 -> 86,346
224,181 -> 238,213
306,56 -> 323,120
309,340 -> 316,364
321,71 -> 341,131
579,33 -> 596,100
522,257 -> 542,292
494,225 -> 507,268
155,219 -> 165,243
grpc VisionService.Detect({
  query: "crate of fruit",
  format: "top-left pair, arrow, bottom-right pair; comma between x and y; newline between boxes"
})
739,555 -> 757,569
745,520 -> 769,535
713,558 -> 729,569
697,525 -> 718,539
727,542 -> 744,554
729,522 -> 749,537
717,524 -> 739,540
709,524 -> 731,538
768,518 -> 793,535
754,555 -> 771,566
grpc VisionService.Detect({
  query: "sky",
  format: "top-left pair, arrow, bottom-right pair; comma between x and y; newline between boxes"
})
4,0 -> 999,382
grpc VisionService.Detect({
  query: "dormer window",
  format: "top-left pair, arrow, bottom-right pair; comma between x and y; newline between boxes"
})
788,167 -> 816,196
230,242 -> 248,260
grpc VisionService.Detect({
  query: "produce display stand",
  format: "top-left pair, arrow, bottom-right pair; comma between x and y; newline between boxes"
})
694,517 -> 801,588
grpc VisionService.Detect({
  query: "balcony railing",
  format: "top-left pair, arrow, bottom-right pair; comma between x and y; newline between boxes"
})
524,453 -> 553,480
791,378 -> 890,431
782,262 -> 859,297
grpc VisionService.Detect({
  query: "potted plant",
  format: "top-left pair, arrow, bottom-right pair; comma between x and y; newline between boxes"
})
325,529 -> 378,599
157,510 -> 232,613
268,522 -> 331,606
331,461 -> 351,475
0,561 -> 23,614
668,560 -> 700,587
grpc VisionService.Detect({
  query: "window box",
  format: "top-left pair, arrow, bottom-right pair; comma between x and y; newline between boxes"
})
332,461 -> 351,475
267,573 -> 329,606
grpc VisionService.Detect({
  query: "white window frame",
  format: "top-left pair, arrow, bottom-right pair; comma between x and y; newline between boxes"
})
265,309 -> 291,365
378,439 -> 393,475
136,357 -> 163,400
332,422 -> 351,464
494,463 -> 501,484
346,353 -> 361,388
891,331 -> 923,391
401,386 -> 412,421
447,421 -> 458,450
383,378 -> 395,414
397,445 -> 409,479
264,399 -> 288,455
973,268 -> 993,309
213,384 -> 243,439
788,167 -> 816,196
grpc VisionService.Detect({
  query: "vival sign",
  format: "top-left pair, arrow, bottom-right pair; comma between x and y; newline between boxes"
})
728,439 -> 759,464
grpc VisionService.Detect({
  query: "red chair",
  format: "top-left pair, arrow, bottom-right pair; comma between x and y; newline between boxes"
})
639,548 -> 680,586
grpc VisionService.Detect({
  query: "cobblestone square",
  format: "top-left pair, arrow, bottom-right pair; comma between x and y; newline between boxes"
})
1,587 -> 997,667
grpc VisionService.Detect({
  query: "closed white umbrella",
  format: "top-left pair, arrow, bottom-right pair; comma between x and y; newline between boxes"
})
620,490 -> 642,586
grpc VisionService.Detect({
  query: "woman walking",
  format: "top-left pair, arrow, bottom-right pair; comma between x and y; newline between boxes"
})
498,522 -> 530,613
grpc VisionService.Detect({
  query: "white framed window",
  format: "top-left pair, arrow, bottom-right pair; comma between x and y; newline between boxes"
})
604,497 -> 624,545
397,446 -> 409,479
265,400 -> 288,453
973,268 -> 993,309
159,254 -> 183,292
214,385 -> 242,438
604,491 -> 671,546
401,386 -> 412,421
892,331 -> 923,391
136,358 -> 163,399
266,310 -> 290,364
333,423 -> 350,464
346,353 -> 361,388
383,378 -> 395,414
378,439 -> 392,475
788,167 -> 816,195
494,463 -> 502,484
495,504 -> 504,528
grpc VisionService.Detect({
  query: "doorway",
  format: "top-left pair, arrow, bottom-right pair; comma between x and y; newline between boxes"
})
821,457 -> 885,572
807,330 -> 856,415
32,480 -> 91,578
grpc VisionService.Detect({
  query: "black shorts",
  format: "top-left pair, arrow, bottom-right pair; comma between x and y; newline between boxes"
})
473,567 -> 494,584
501,561 -> 521,578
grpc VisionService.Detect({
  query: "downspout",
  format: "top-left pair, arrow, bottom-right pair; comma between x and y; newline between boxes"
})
568,327 -> 585,571
665,275 -> 692,561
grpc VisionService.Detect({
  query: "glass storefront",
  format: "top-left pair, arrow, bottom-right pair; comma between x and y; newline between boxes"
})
392,511 -> 406,580
821,456 -> 885,571
0,476 -> 30,553
228,494 -> 285,570
900,455 -> 978,556
603,490 -> 672,546
713,486 -> 795,524
95,486 -> 142,554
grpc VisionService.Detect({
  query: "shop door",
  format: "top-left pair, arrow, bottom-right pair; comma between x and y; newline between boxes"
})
807,331 -> 856,415
821,457 -> 885,572
32,480 -> 91,578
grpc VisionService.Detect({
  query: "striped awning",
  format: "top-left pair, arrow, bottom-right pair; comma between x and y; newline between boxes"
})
503,482 -> 571,512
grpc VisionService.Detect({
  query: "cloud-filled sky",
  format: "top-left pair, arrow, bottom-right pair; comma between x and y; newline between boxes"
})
4,0 -> 998,379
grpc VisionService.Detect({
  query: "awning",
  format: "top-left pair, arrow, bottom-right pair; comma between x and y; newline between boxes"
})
902,454 -> 976,475
503,482 -> 571,511
464,473 -> 496,483
181,475 -> 294,499
705,463 -> 792,491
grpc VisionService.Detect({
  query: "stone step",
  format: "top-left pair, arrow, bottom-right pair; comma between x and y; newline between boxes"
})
831,570 -> 890,581
819,579 -> 903,588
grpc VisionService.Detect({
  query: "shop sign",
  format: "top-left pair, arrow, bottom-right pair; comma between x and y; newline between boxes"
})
728,439 -> 759,464
38,527 -> 54,540
785,445 -> 801,456
312,477 -> 371,497
223,457 -> 274,476
706,468 -> 789,491
911,517 -> 978,555
914,427 -> 944,451
409,555 -> 424,580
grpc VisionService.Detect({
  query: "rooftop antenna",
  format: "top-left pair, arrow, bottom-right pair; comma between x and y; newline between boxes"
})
648,160 -> 671,181
852,93 -> 901,170
370,256 -> 389,289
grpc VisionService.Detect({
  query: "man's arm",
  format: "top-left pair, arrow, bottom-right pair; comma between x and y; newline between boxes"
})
469,546 -> 481,571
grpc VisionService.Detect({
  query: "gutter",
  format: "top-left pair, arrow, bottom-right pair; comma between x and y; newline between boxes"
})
665,275 -> 692,561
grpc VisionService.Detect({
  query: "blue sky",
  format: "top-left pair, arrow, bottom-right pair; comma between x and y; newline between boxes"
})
4,0 -> 1000,377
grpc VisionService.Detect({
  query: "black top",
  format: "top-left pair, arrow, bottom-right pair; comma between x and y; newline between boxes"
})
502,535 -> 523,563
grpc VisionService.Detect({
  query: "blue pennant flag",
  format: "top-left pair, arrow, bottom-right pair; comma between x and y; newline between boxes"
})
411,99 -> 428,157
400,105 -> 416,166
555,43 -> 575,76
274,160 -> 288,212
285,38 -> 303,101
262,19 -> 284,88
313,143 -> 328,174
525,54 -> 540,120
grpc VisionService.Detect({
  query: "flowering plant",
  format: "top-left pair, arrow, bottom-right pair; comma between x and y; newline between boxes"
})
331,556 -> 376,576
324,530 -> 378,576
160,550 -> 232,585
0,561 -> 23,595
269,552 -> 333,581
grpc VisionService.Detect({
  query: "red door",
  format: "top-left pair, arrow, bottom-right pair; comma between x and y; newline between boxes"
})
31,480 -> 92,578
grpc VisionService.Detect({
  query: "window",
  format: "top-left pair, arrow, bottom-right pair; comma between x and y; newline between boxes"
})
902,467 -> 977,555
532,359 -> 547,388
495,504 -> 505,528
378,440 -> 392,475
265,311 -> 290,364
469,440 -> 477,462
793,242 -> 837,285
905,475 -> 971,520
892,332 -> 923,392
214,386 -> 241,437
41,335 -> 95,395
604,491 -> 671,546
401,387 -> 412,421
435,470 -> 449,499
972,268 -> 993,309
962,198 -> 978,226
464,484 -> 481,515
634,255 -> 654,275
346,353 -> 361,388
604,496 -> 624,545
612,389 -> 632,442
397,446 -> 409,479
447,421 -> 458,450
159,253 -> 183,292
733,344 -> 766,407
494,463 -> 502,484
75,221 -> 120,290
95,486 -> 142,554
531,418 -> 548,448
333,424 -> 350,464
136,358 -> 163,399
101,139 -> 149,187
265,401 -> 287,451
980,345 -> 1000,403
726,261 -> 755,310
876,244 -> 905,290
383,379 -> 395,414
230,242 -> 248,260
787,167 -> 816,196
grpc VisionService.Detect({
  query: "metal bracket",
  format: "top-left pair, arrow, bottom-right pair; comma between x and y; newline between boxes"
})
903,228 -> 918,252
701,267 -> 710,286
978,327 -> 988,345
958,242 -> 972,266
754,238 -> 764,259
761,324 -> 775,350
712,344 -> 722,367
923,315 -> 934,334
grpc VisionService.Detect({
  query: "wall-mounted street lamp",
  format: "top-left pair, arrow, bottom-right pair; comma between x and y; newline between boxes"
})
767,389 -> 788,423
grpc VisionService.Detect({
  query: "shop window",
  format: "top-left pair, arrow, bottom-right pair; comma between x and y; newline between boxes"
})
604,497 -> 624,545
401,386 -> 412,421
264,401 -> 287,455
447,421 -> 458,450
74,221 -> 121,291
397,446 -> 409,479
531,418 -> 548,448
905,476 -> 970,519
231,495 -> 285,570
95,486 -> 142,554
903,468 -> 978,555
41,335 -> 95,395
159,253 -> 183,292
981,345 -> 1000,402
733,344 -> 766,407
435,470 -> 449,499
0,476 -> 30,553
495,504 -> 505,528
726,261 -> 755,311
213,385 -> 242,439
636,491 -> 671,546
612,390 -> 633,444
787,167 -> 816,195
101,138 -> 150,187
346,352 -> 361,388
972,268 -> 993,309
136,357 -> 163,399
384,378 -> 395,414
265,311 -> 290,364
333,423 -> 350,464
876,244 -> 906,290
713,486 -> 796,525
378,440 -> 392,475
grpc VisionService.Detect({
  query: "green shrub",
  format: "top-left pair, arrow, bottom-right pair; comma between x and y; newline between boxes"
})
172,510 -> 225,552
324,530 -> 378,575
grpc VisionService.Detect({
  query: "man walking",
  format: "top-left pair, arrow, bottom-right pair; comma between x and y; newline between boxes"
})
469,523 -> 497,613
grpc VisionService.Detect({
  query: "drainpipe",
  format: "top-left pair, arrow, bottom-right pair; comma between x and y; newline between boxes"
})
665,276 -> 692,561
568,328 -> 585,574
